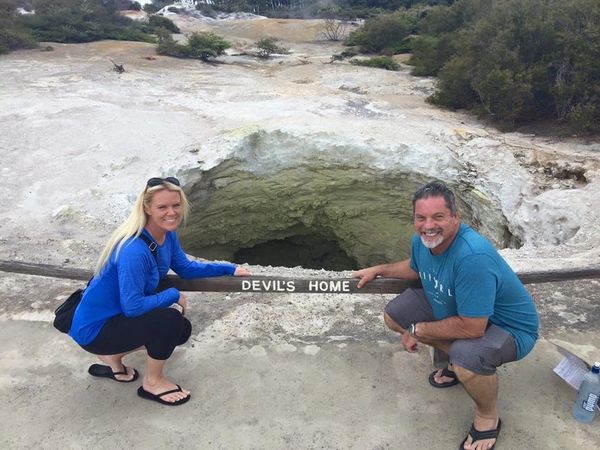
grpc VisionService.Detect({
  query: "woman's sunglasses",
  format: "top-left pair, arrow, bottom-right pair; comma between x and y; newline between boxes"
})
146,177 -> 181,188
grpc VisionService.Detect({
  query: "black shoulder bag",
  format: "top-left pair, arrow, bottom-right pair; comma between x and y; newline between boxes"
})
53,234 -> 159,334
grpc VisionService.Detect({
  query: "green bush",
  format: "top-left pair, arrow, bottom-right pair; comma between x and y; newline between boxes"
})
147,15 -> 180,33
143,3 -> 160,14
185,32 -> 230,60
473,68 -> 533,123
345,10 -> 418,53
157,31 -> 230,61
409,35 -> 448,76
350,56 -> 399,71
567,102 -> 600,132
17,4 -> 155,44
428,56 -> 476,109
0,26 -> 37,52
156,28 -> 183,56
0,0 -> 163,52
344,28 -> 367,47
255,37 -> 289,58
412,0 -> 600,132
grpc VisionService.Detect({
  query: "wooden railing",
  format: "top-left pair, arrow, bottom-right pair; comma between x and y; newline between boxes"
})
1,260 -> 599,294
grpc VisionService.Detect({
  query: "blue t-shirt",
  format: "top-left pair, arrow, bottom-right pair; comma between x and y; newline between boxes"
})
409,224 -> 539,359
69,229 -> 236,345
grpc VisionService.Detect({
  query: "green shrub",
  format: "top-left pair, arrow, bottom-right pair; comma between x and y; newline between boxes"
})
413,0 -> 600,132
143,3 -> 160,14
390,36 -> 412,54
0,26 -> 37,52
255,37 -> 289,58
157,31 -> 230,61
148,15 -> 180,33
409,34 -> 452,76
472,68 -> 533,123
345,10 -> 418,53
156,28 -> 183,56
350,56 -> 399,71
18,10 -> 154,44
185,32 -> 230,60
567,102 -> 599,132
428,56 -> 476,109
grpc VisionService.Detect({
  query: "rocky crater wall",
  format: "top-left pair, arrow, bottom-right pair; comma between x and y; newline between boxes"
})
179,130 -> 514,269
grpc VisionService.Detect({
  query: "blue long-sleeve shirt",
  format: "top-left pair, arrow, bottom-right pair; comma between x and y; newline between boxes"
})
69,229 -> 236,345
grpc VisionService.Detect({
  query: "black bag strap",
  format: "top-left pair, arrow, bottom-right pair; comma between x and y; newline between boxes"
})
138,233 -> 159,265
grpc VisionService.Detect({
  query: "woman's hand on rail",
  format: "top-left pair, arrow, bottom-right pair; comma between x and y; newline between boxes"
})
234,266 -> 251,277
177,293 -> 187,316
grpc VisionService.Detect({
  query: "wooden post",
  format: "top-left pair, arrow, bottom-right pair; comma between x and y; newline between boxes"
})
1,260 -> 599,294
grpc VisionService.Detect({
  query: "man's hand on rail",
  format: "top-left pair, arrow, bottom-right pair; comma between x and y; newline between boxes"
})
353,267 -> 379,288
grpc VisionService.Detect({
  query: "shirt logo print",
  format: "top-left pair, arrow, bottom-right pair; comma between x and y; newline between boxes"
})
420,271 -> 454,305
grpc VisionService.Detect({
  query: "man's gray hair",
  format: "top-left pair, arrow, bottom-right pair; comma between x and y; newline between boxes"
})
412,181 -> 458,215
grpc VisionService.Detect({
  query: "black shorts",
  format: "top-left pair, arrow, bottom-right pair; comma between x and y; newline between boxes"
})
82,307 -> 191,361
385,289 -> 517,375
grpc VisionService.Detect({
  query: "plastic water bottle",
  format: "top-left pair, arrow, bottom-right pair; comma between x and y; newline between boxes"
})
572,362 -> 600,423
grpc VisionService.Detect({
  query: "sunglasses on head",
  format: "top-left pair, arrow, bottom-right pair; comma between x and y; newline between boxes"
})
146,177 -> 181,188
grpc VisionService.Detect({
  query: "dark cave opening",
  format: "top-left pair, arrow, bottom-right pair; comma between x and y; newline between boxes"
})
233,234 -> 359,271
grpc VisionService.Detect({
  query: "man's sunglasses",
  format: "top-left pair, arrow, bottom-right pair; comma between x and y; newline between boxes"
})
146,177 -> 181,188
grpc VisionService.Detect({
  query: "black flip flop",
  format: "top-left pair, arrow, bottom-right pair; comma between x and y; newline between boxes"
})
88,364 -> 139,383
137,385 -> 191,406
428,366 -> 460,388
459,418 -> 502,450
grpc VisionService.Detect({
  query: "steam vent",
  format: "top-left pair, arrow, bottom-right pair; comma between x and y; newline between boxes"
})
178,131 -> 514,270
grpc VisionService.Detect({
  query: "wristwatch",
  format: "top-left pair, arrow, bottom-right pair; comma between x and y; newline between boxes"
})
408,323 -> 418,338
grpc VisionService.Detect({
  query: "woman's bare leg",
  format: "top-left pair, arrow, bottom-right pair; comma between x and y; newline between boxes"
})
142,355 -> 190,403
97,349 -> 140,381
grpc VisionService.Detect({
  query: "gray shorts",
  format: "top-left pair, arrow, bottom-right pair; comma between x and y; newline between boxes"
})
385,289 -> 517,375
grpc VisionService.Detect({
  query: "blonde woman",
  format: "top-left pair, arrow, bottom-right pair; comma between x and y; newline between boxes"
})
69,177 -> 250,406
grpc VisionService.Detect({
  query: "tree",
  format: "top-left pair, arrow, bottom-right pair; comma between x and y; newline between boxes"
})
411,0 -> 600,131
322,18 -> 349,41
0,0 -> 17,17
156,28 -> 181,55
148,15 -> 180,33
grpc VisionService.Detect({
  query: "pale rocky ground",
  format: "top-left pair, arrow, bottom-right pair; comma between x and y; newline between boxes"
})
0,16 -> 599,449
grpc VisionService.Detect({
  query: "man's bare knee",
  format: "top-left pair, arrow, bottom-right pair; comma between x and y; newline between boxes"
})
452,364 -> 475,382
452,364 -> 494,383
383,312 -> 405,333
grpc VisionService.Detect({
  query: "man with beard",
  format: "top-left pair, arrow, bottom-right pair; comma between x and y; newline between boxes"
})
353,181 -> 538,450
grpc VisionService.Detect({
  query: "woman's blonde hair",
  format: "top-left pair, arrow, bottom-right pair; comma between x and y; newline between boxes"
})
94,180 -> 190,275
